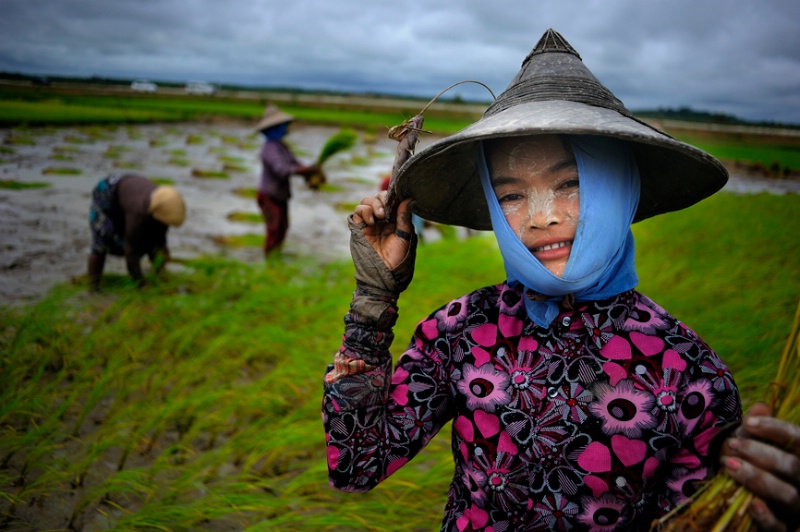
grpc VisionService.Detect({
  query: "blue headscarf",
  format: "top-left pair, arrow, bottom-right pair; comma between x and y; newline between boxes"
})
479,135 -> 641,328
262,121 -> 290,141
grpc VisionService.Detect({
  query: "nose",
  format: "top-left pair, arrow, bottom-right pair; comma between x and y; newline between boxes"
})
529,202 -> 559,228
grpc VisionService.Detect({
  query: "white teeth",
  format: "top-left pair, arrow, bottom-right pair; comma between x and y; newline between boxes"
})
534,242 -> 568,252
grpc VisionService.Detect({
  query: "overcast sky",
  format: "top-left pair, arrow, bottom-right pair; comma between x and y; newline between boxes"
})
1,0 -> 798,124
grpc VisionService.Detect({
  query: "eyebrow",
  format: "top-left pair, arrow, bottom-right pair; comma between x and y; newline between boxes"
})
490,156 -> 577,187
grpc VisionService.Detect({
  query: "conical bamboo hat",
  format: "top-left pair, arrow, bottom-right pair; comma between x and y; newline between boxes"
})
396,29 -> 728,230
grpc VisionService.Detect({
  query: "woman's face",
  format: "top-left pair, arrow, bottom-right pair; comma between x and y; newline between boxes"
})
486,135 -> 580,277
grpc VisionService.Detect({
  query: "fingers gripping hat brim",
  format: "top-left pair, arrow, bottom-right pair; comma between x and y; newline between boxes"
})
395,29 -> 728,230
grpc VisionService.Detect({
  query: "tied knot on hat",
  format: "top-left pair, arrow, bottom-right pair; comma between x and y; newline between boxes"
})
256,104 -> 294,132
149,185 -> 186,226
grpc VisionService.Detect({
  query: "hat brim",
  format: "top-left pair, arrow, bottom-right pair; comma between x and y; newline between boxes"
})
396,100 -> 728,230
255,112 -> 295,132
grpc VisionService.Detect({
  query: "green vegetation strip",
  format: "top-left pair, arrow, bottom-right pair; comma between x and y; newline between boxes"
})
1,191 -> 797,529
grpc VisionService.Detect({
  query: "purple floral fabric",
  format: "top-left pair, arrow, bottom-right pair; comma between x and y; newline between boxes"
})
322,284 -> 742,531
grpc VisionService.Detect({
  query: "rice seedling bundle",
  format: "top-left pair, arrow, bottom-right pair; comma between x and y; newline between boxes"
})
653,299 -> 800,531
306,128 -> 358,189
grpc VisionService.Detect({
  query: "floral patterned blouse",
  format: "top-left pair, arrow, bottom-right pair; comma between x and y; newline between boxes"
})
322,283 -> 742,531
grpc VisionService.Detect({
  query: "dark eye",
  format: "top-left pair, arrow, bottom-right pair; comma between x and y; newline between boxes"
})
497,192 -> 522,203
560,179 -> 580,190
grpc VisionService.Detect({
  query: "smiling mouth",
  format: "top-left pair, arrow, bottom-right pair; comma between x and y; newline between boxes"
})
532,241 -> 571,252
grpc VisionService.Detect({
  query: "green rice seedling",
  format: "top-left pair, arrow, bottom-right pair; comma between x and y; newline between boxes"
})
232,187 -> 257,199
0,179 -> 49,190
186,134 -> 205,145
112,160 -> 142,170
211,233 -> 263,248
317,129 -> 359,166
191,169 -> 229,179
0,146 -> 15,154
226,211 -> 262,224
316,182 -> 345,193
334,201 -> 360,213
42,167 -> 82,175
150,177 -> 175,185
167,157 -> 190,167
218,155 -> 245,165
222,162 -> 249,173
50,153 -> 74,161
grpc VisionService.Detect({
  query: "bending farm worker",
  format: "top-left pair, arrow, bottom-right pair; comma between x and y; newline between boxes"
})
321,29 -> 800,531
87,174 -> 185,291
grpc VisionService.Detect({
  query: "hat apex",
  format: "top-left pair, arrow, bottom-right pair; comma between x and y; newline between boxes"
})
525,28 -> 581,60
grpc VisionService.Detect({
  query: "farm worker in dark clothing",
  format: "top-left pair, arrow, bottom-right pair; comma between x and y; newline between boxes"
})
255,104 -> 317,256
87,174 -> 185,291
322,29 -> 800,531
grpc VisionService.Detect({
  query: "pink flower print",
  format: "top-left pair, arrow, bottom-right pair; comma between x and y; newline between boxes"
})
394,404 -> 435,441
577,492 -> 627,531
457,363 -> 511,412
666,466 -> 707,503
677,379 -> 713,435
462,464 -> 489,506
472,446 -> 530,514
624,297 -> 669,334
438,295 -> 470,332
534,493 -> 580,530
699,355 -> 737,393
590,379 -> 656,438
498,283 -> 524,314
551,382 -> 593,423
495,347 -> 547,411
501,403 -> 571,457
581,312 -> 614,349
457,503 -> 489,531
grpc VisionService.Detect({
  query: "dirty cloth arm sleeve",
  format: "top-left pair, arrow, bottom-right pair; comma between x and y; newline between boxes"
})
322,294 -> 454,492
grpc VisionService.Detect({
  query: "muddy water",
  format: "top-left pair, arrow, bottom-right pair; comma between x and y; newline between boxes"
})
0,123 -> 443,306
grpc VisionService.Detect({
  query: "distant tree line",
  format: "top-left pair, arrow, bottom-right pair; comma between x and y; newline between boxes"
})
634,106 -> 800,130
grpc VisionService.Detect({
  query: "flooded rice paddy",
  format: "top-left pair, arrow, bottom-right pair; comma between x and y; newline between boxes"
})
1,122 -> 797,306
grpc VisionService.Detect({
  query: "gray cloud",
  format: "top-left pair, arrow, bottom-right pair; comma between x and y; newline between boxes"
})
1,0 -> 798,123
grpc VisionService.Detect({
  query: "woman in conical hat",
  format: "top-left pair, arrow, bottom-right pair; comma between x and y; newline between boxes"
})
322,29 -> 799,530
255,104 -> 317,256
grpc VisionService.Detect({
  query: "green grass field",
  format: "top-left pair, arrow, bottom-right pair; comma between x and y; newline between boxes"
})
1,190 -> 798,530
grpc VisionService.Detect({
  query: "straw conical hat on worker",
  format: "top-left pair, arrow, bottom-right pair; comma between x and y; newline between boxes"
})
395,28 -> 729,230
255,104 -> 294,132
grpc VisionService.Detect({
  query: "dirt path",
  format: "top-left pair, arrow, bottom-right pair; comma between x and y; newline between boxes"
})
1,123 -> 797,307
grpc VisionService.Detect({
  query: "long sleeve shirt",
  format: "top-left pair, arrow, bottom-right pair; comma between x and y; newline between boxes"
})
258,140 -> 301,201
322,284 -> 742,531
